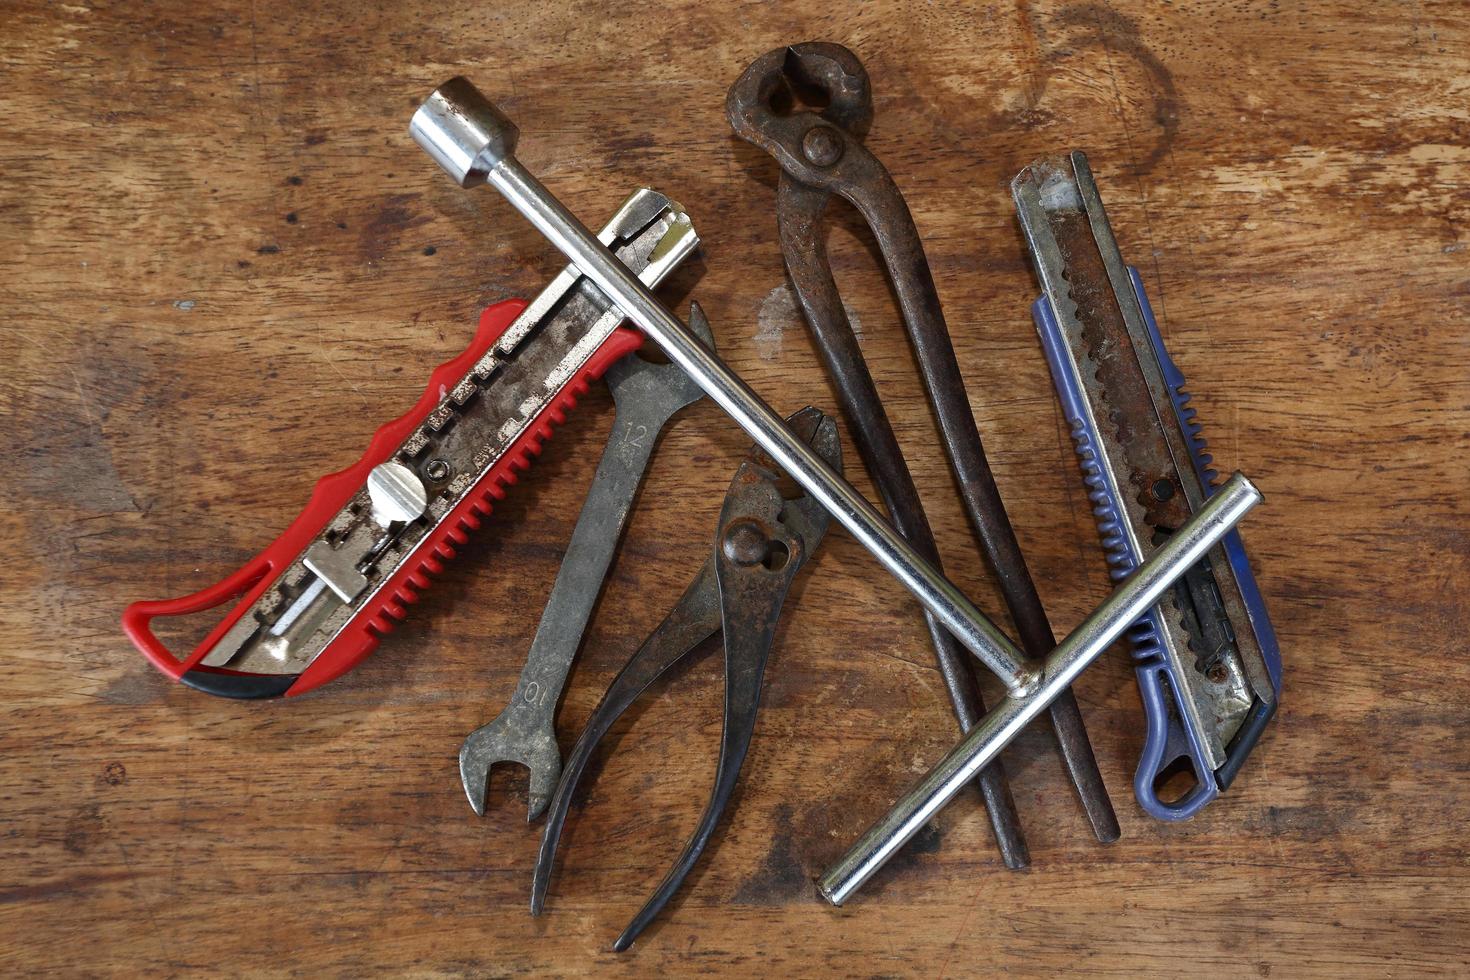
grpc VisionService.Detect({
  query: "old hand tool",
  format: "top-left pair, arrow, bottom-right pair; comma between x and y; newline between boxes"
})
531,407 -> 840,951
122,190 -> 697,697
821,473 -> 1264,903
1013,152 -> 1282,819
413,77 -> 1045,714
459,307 -> 713,820
728,42 -> 1027,869
727,42 -> 1117,851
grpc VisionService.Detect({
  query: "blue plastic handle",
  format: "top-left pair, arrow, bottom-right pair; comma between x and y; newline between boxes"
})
1033,269 -> 1281,820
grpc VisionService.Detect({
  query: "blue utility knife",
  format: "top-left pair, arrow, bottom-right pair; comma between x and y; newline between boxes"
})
1013,151 -> 1282,820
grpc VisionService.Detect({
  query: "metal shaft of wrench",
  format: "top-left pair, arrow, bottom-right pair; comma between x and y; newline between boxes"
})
460,308 -> 714,820
727,43 -> 1117,845
410,77 -> 1042,697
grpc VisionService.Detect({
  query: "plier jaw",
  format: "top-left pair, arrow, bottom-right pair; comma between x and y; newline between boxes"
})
532,408 -> 841,950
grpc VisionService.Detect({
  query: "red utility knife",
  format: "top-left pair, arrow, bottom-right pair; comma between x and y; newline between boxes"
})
123,190 -> 697,698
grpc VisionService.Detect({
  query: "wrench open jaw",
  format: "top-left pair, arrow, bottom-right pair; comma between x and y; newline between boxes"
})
531,407 -> 839,951
460,307 -> 714,820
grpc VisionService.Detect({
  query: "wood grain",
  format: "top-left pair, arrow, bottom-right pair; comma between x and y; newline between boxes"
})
2,0 -> 1466,975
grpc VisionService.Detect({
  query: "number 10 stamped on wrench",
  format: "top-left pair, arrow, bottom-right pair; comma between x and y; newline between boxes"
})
459,310 -> 713,819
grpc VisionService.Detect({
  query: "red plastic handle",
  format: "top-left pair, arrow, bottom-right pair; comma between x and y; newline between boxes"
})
121,300 -> 644,696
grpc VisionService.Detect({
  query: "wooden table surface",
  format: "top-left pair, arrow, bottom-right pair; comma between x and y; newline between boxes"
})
4,1 -> 1466,975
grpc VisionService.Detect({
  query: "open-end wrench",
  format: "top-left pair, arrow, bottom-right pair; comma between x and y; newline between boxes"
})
459,307 -> 714,819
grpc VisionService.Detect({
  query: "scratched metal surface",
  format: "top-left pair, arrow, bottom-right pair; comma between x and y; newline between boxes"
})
1,1 -> 1467,975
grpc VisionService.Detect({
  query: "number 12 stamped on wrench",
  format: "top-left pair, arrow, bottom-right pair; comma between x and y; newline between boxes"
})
459,308 -> 714,819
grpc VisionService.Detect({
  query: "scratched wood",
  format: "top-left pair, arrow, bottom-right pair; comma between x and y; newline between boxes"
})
2,0 -> 1467,975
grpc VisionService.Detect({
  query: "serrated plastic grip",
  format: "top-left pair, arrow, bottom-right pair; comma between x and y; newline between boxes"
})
1034,269 -> 1280,819
122,300 -> 643,697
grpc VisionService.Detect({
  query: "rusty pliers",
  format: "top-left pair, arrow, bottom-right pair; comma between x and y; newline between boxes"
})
532,408 -> 840,950
727,43 -> 1119,861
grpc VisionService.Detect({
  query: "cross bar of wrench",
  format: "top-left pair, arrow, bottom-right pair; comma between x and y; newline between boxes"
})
411,77 -> 1037,693
818,472 -> 1263,904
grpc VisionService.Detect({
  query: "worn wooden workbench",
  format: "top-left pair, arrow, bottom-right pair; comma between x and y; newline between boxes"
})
4,0 -> 1467,975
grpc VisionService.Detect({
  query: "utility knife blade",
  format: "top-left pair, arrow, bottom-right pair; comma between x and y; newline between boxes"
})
123,189 -> 698,698
1013,151 -> 1282,819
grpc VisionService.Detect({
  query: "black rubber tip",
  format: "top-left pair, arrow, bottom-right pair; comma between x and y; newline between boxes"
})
180,669 -> 296,700
1217,696 -> 1279,790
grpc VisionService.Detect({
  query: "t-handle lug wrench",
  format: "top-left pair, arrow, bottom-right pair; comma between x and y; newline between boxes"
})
410,77 -> 1270,911
411,76 -> 1041,695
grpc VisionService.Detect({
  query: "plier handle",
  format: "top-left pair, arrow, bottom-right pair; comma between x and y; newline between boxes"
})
532,407 -> 840,951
